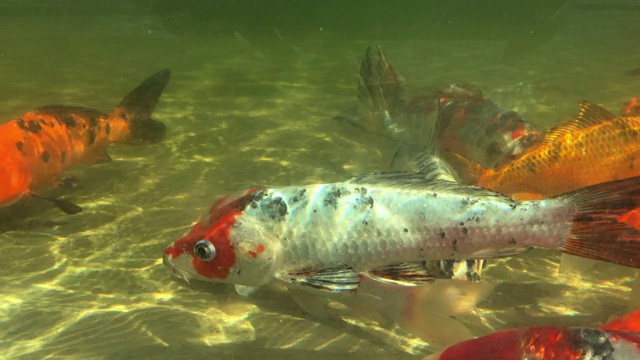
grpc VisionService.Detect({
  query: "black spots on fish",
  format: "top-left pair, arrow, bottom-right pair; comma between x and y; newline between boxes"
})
461,226 -> 468,235
323,186 -> 345,209
105,123 -> 111,136
465,215 -> 481,224
509,237 -> 517,245
274,198 -> 288,217
61,116 -> 76,128
61,151 -> 67,164
89,117 -> 98,127
459,197 -> 479,207
16,119 -> 28,131
41,151 -> 50,163
313,209 -> 317,213
15,141 -> 26,156
403,228 -> 409,233
289,188 -> 308,205
87,128 -> 96,146
451,239 -> 458,252
363,220 -> 369,226
509,203 -> 518,211
432,193 -> 437,198
524,158 -> 537,174
28,120 -> 42,133
438,228 -> 446,239
354,187 -> 374,209
259,196 -> 288,221
247,191 -> 266,210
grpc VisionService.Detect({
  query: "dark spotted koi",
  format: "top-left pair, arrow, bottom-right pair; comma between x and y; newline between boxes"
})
164,171 -> 640,293
0,69 -> 170,214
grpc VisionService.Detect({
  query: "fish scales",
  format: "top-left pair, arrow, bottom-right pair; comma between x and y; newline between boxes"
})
248,181 -> 573,272
491,115 -> 640,196
0,69 -> 170,213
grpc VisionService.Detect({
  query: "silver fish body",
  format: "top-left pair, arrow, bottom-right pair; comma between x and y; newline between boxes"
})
248,175 -> 571,273
164,170 -> 640,293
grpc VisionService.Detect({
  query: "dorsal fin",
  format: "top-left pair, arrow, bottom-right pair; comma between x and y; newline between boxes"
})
538,101 -> 615,145
575,100 -> 616,126
440,150 -> 487,185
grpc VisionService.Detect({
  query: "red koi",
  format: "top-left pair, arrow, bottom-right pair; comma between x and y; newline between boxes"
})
425,310 -> 640,360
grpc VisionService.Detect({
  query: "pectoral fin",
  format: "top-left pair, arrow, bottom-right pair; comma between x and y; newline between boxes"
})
281,266 -> 361,292
235,285 -> 258,297
30,192 -> 83,215
368,262 -> 436,286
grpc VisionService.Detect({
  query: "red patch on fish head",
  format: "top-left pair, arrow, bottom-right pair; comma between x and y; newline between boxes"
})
247,243 -> 266,259
164,189 -> 259,280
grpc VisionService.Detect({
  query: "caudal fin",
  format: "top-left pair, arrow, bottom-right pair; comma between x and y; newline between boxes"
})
600,310 -> 640,331
109,68 -> 171,144
561,176 -> 640,268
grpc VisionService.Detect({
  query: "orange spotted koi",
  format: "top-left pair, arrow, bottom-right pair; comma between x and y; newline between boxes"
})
448,100 -> 640,201
425,310 -> 640,360
0,69 -> 170,214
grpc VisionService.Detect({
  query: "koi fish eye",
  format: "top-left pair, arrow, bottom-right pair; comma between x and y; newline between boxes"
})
193,239 -> 216,262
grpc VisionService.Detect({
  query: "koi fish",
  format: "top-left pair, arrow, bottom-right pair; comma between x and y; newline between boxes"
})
424,310 -> 640,360
334,46 -> 539,281
448,101 -> 640,200
0,69 -> 170,214
163,168 -> 640,294
334,46 -> 540,172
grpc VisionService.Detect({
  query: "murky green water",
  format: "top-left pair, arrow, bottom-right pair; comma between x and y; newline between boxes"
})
1,1 -> 639,359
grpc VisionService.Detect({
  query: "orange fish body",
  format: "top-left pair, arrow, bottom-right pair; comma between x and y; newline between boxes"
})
0,69 -> 170,213
453,101 -> 640,200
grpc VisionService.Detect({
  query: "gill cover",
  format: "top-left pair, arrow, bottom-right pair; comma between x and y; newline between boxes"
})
164,189 -> 279,288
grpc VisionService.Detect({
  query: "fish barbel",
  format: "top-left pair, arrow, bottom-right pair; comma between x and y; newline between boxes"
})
164,171 -> 640,293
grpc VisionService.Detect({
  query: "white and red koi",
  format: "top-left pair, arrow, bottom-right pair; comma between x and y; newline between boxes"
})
425,310 -> 640,360
164,171 -> 640,293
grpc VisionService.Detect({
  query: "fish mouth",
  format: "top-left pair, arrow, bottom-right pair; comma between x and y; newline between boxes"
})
163,252 -> 191,284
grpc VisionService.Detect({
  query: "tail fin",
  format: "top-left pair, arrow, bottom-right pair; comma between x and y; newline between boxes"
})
600,310 -> 640,331
356,45 -> 404,122
109,68 -> 171,144
333,46 -> 405,141
561,176 -> 640,268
